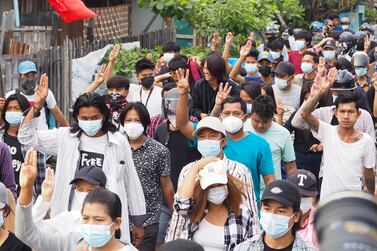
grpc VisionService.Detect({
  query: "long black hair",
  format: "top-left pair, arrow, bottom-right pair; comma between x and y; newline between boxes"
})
202,52 -> 227,84
119,102 -> 151,135
71,92 -> 117,134
1,94 -> 30,131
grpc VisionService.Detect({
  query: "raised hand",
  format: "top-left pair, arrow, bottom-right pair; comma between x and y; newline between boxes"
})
19,148 -> 38,190
109,44 -> 121,62
240,40 -> 252,58
317,56 -> 326,78
176,68 -> 190,95
225,32 -> 233,45
94,64 -> 107,85
41,167 -> 55,202
248,32 -> 255,42
215,82 -> 232,106
212,32 -> 220,47
321,67 -> 337,91
34,74 -> 49,109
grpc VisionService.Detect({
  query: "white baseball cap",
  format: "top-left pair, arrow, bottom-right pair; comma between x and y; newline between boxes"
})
193,116 -> 226,137
198,159 -> 228,190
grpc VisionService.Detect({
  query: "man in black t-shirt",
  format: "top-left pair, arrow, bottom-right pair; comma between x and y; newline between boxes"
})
154,87 -> 201,247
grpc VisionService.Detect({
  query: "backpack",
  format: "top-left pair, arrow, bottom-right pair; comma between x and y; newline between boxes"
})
15,89 -> 56,129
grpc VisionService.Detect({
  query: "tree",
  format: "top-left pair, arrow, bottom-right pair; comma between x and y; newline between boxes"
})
137,0 -> 305,36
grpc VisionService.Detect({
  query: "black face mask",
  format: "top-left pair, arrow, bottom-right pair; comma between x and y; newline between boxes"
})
20,77 -> 37,95
140,76 -> 155,89
259,66 -> 272,77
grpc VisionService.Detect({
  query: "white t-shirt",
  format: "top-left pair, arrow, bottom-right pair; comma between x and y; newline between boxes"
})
318,121 -> 376,200
192,218 -> 224,251
78,133 -> 108,169
272,84 -> 301,123
6,89 -> 57,130
126,84 -> 163,118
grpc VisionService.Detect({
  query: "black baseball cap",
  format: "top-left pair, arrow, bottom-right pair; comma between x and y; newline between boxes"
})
161,239 -> 204,251
323,39 -> 336,50
69,166 -> 107,187
288,169 -> 318,197
274,61 -> 295,77
261,180 -> 301,208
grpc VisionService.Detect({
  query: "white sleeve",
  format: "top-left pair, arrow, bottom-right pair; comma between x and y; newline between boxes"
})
45,90 -> 57,109
32,196 -> 51,223
363,137 -> 376,169
122,136 -> 147,223
317,120 -> 332,143
18,118 -> 59,155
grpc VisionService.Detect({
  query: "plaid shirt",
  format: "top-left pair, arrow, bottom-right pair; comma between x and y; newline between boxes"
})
166,155 -> 260,250
234,231 -> 318,251
170,197 -> 255,251
0,130 -> 45,195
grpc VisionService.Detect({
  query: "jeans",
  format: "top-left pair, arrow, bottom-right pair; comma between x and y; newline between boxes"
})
295,150 -> 322,180
156,204 -> 172,244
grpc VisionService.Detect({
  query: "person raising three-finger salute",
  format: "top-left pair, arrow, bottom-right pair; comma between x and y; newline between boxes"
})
18,75 -> 147,243
16,148 -> 138,251
299,68 -> 376,200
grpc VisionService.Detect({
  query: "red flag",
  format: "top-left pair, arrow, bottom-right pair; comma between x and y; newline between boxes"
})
48,0 -> 96,23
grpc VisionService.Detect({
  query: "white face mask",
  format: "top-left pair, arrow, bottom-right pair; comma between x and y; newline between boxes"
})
270,51 -> 281,60
221,116 -> 244,134
75,191 -> 89,210
163,53 -> 175,63
123,122 -> 144,140
300,197 -> 313,213
208,185 -> 228,205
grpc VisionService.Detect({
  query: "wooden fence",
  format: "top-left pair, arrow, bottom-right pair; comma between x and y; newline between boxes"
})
0,37 -> 71,117
0,26 -> 175,119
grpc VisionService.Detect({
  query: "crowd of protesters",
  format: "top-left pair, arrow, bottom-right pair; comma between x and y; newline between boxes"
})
0,12 -> 375,251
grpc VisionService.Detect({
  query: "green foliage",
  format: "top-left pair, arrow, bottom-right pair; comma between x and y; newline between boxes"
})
101,45 -> 210,78
366,8 -> 377,19
137,0 -> 305,39
136,0 -> 194,19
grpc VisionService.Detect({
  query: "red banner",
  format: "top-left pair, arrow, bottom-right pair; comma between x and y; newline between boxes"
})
48,0 -> 96,23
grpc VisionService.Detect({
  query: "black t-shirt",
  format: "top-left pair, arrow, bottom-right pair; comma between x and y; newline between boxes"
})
3,133 -> 24,191
263,238 -> 293,251
154,122 -> 201,191
0,232 -> 31,251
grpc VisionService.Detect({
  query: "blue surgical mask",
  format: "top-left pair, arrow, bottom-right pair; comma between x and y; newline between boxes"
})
301,63 -> 313,74
323,50 -> 335,60
245,63 -> 258,73
78,118 -> 103,136
260,211 -> 295,238
270,51 -> 281,60
81,223 -> 113,248
342,25 -> 349,30
355,67 -> 367,77
294,40 -> 306,50
197,140 -> 221,157
246,103 -> 253,114
5,111 -> 23,126
275,78 -> 289,90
